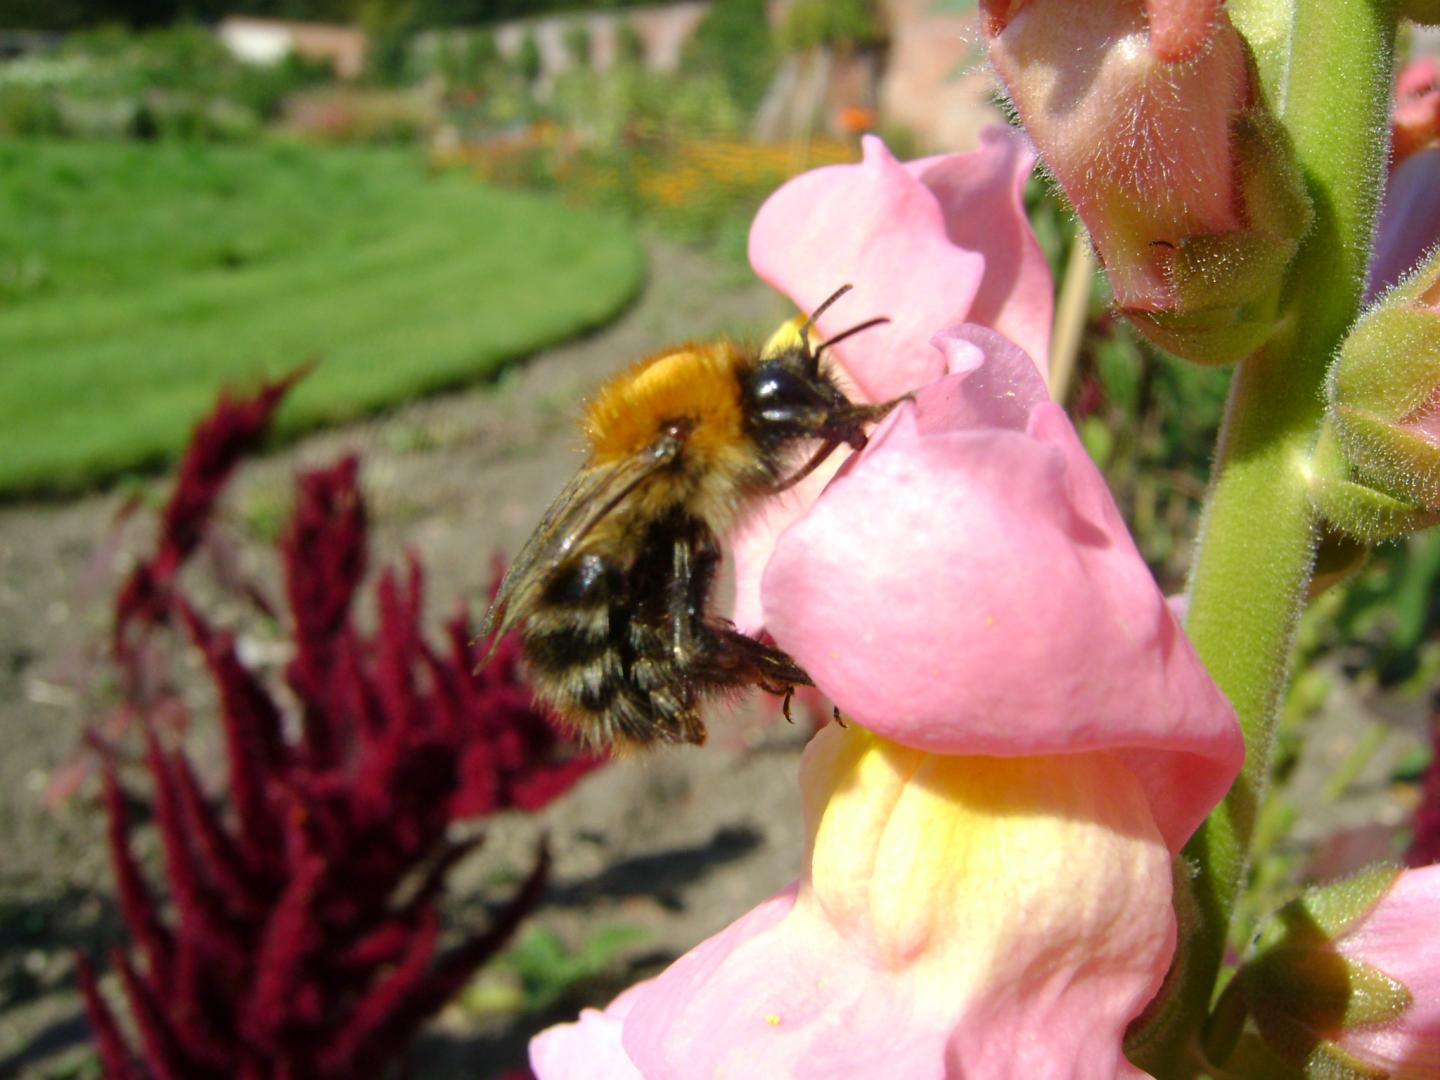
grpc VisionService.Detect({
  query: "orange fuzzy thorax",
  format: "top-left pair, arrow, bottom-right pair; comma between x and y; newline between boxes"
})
583,342 -> 750,467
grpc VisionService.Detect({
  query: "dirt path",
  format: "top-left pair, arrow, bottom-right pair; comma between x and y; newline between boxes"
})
0,240 -> 817,1076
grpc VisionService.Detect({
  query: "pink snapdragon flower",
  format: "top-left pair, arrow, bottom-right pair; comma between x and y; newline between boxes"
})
531,133 -> 1242,1079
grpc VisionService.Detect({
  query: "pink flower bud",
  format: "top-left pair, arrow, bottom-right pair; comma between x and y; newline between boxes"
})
1243,865 -> 1440,1079
1392,59 -> 1440,168
982,0 -> 1311,364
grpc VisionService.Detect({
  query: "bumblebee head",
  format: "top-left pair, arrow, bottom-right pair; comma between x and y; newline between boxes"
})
743,285 -> 891,454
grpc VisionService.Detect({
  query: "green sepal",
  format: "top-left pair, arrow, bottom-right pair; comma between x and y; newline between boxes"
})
1331,304 -> 1440,507
1384,243 -> 1440,309
1332,306 -> 1440,417
1215,1032 -> 1311,1080
1126,108 -> 1314,366
1333,402 -> 1440,508
1124,855 -> 1203,1062
1309,423 -> 1440,540
1245,1008 -> 1398,1080
1203,973 -> 1252,1068
1245,947 -> 1412,1028
1255,865 -> 1401,946
1132,297 -> 1280,365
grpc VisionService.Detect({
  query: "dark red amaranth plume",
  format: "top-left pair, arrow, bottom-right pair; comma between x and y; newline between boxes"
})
83,396 -> 606,1078
1406,706 -> 1440,867
112,368 -> 305,677
51,375 -> 305,809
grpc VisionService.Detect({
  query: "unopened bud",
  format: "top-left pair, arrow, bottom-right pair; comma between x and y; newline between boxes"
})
1330,253 -> 1440,511
1241,865 -> 1440,1080
983,0 -> 1311,365
1309,422 -> 1439,541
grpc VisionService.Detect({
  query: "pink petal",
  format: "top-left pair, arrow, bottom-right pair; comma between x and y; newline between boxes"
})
761,326 -> 1241,852
529,981 -> 650,1080
729,456 -> 846,636
735,131 -> 1054,632
1393,59 -> 1440,167
748,132 -> 1050,404
554,731 -> 1173,1080
901,127 -> 1054,373
1143,0 -> 1222,62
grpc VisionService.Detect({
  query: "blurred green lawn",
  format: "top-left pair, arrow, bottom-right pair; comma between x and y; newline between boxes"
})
0,140 -> 644,497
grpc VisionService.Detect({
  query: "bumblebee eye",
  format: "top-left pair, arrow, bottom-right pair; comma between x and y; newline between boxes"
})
749,364 -> 829,428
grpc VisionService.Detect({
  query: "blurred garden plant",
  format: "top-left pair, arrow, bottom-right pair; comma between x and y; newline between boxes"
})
528,1 -> 1440,1078
0,25 -> 332,140
81,376 -> 603,1078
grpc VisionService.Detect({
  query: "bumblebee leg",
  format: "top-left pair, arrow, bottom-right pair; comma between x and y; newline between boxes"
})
609,525 -> 719,747
695,619 -> 813,689
665,529 -> 720,662
754,679 -> 796,723
832,706 -> 846,728
655,522 -> 812,735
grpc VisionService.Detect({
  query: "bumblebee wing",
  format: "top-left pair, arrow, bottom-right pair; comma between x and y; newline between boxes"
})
482,435 -> 682,646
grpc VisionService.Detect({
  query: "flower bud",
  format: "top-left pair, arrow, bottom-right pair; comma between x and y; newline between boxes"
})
1241,865 -> 1440,1079
1308,422 -> 1439,542
982,0 -> 1312,364
1330,254 -> 1440,510
1391,59 -> 1440,169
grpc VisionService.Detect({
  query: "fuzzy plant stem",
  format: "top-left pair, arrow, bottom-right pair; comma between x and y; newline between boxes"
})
1135,1 -> 1397,1074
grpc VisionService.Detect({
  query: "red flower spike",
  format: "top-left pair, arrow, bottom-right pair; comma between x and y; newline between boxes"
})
75,953 -> 144,1080
176,601 -> 287,864
1406,711 -> 1440,867
317,910 -> 441,1077
282,456 -> 368,762
101,765 -> 174,993
331,843 -> 553,1075
169,751 -> 266,921
159,370 -> 306,569
83,381 -> 606,1077
112,949 -> 213,1080
113,368 -> 307,664
242,853 -> 327,1050
141,725 -> 251,981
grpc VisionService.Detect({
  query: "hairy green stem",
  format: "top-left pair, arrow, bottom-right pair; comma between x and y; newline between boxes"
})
1136,2 -> 1397,1074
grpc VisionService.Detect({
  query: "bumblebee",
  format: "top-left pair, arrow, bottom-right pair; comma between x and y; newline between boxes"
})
482,285 -> 902,749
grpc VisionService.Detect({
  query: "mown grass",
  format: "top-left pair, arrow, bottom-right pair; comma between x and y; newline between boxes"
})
0,140 -> 645,496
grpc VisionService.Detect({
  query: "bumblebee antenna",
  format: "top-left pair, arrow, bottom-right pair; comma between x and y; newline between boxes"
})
814,316 -> 890,362
798,284 -> 854,353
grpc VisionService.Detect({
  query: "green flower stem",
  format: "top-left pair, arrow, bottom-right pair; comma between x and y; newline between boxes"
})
1137,1 -> 1397,1074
